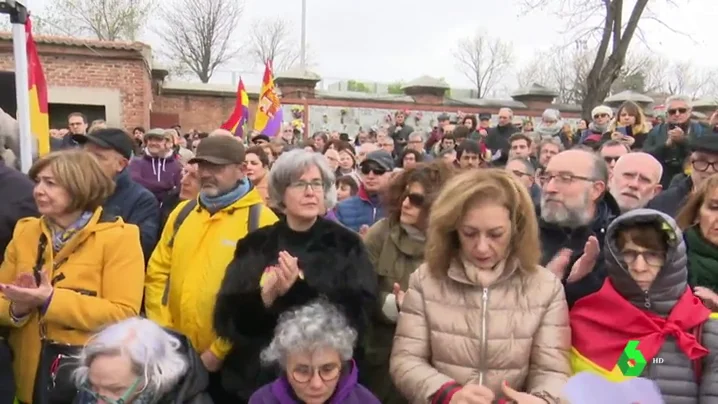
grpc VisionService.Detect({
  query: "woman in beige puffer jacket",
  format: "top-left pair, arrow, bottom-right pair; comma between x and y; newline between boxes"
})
390,169 -> 571,404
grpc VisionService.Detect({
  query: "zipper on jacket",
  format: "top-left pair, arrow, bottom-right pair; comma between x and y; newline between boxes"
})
479,287 -> 489,385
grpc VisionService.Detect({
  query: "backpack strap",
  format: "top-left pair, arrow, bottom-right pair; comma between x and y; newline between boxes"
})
248,203 -> 262,233
692,322 -> 704,383
168,200 -> 198,248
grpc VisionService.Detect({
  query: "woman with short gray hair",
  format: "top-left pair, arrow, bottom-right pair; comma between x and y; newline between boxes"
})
73,317 -> 212,403
214,149 -> 378,402
249,301 -> 379,403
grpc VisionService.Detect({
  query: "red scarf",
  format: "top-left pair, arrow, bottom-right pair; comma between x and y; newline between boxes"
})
570,279 -> 709,370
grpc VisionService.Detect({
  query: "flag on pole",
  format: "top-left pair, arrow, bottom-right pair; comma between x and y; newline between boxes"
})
26,17 -> 50,156
219,78 -> 249,138
253,60 -> 283,137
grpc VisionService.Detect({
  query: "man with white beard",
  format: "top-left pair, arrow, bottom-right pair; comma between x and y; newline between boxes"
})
538,149 -> 621,307
608,153 -> 663,213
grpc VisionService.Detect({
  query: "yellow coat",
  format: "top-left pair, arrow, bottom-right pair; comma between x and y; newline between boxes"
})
145,189 -> 278,359
0,208 -> 144,403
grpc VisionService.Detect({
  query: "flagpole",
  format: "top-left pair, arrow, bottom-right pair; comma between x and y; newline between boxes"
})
300,0 -> 306,70
9,2 -> 32,173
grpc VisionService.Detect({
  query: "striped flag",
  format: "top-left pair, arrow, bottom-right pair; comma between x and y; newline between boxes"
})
26,17 -> 50,156
220,78 -> 250,138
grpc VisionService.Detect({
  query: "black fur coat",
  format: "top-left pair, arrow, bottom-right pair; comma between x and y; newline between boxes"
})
213,217 -> 377,399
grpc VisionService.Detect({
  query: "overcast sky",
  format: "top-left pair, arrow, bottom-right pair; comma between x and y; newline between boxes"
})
27,0 -> 718,89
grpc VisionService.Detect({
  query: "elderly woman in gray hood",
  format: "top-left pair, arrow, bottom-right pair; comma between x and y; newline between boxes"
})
570,209 -> 718,403
535,108 -> 571,149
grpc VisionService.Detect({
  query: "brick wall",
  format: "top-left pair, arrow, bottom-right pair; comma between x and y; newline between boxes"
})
152,92 -> 259,131
0,38 -> 152,130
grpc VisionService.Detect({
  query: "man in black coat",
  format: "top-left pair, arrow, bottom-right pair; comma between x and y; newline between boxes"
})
0,157 -> 39,404
485,108 -> 518,167
538,149 -> 620,307
647,134 -> 718,218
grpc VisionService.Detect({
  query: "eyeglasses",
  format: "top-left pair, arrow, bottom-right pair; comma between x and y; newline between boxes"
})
622,249 -> 665,266
404,192 -> 425,207
692,160 -> 718,172
290,363 -> 341,383
361,165 -> 387,176
667,108 -> 688,115
603,156 -> 621,165
538,172 -> 596,186
79,377 -> 140,404
290,180 -> 324,193
511,170 -> 531,178
593,113 -> 609,119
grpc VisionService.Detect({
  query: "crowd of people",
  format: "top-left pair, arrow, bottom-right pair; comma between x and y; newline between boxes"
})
0,93 -> 717,404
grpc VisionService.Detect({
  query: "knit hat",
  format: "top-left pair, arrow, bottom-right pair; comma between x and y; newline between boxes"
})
591,105 -> 613,118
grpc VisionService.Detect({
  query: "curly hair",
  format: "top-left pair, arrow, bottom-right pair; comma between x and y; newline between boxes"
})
384,161 -> 456,227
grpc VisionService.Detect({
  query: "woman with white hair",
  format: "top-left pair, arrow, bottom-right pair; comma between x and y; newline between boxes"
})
249,301 -> 379,404
535,108 -> 571,149
214,149 -> 377,402
73,317 -> 212,404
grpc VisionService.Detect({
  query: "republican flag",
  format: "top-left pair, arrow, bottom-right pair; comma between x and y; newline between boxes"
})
252,60 -> 283,137
220,78 -> 249,138
26,17 -> 50,156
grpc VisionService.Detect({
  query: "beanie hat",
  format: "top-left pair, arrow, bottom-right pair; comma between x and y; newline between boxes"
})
591,105 -> 613,118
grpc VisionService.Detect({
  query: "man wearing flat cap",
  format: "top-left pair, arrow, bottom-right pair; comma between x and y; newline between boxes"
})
74,128 -> 160,261
145,135 -> 278,402
335,149 -> 393,234
647,135 -> 718,217
425,112 -> 451,153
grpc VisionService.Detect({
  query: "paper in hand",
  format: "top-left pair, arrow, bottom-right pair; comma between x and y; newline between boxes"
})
562,372 -> 664,404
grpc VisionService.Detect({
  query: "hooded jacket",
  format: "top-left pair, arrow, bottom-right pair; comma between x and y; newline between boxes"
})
538,193 -> 621,307
130,152 -> 183,202
570,209 -> 718,404
335,185 -> 385,232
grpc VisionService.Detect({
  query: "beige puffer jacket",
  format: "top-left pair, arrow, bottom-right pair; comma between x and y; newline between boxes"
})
390,259 -> 571,403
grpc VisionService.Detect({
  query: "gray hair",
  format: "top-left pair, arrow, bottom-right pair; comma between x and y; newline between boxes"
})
260,300 -> 357,366
538,138 -> 564,153
665,94 -> 693,109
508,157 -> 535,175
73,317 -> 188,398
408,131 -> 425,142
589,151 -> 609,183
268,149 -> 337,210
542,108 -> 561,121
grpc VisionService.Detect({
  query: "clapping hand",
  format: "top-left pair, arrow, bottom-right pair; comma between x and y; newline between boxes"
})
0,270 -> 53,317
449,384 -> 494,404
546,236 -> 600,283
694,287 -> 718,311
502,382 -> 550,404
392,283 -> 405,309
261,252 -> 302,307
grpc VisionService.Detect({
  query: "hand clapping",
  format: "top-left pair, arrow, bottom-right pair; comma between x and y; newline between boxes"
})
0,270 -> 53,317
260,251 -> 302,307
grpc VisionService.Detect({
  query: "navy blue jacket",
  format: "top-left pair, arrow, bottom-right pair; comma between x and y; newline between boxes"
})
538,193 -> 621,307
335,186 -> 385,232
103,169 -> 160,262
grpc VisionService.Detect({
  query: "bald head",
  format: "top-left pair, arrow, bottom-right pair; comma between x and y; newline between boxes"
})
609,152 -> 663,212
209,128 -> 234,137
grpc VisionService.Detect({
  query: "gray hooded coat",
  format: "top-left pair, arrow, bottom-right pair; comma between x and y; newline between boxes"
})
604,209 -> 718,403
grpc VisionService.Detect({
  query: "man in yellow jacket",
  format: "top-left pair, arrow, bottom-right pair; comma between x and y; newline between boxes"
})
145,135 -> 278,401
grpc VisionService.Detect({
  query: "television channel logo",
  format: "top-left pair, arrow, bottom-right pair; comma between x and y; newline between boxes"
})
617,340 -> 647,376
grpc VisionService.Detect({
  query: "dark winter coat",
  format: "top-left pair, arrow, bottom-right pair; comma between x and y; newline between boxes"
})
213,217 -> 378,401
643,122 -> 710,189
646,175 -> 692,218
485,124 -> 519,166
538,193 -> 621,307
103,169 -> 160,262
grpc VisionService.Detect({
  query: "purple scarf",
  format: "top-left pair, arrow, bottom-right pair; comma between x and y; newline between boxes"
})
248,361 -> 379,404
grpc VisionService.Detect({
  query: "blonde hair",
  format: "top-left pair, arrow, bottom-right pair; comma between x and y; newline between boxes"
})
28,150 -> 115,212
88,120 -> 107,134
425,169 -> 541,277
608,100 -> 651,135
676,174 -> 718,230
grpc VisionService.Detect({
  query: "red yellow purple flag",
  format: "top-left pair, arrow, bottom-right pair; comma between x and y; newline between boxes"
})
26,17 -> 50,156
219,78 -> 249,138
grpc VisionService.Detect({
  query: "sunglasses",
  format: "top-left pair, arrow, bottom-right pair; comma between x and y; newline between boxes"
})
667,108 -> 688,115
405,192 -> 425,207
361,165 -> 387,176
603,156 -> 621,164
593,113 -> 609,119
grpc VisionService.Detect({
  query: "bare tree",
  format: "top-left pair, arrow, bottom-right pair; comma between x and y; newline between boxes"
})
246,18 -> 301,72
453,30 -> 513,99
520,0 -> 676,118
515,45 -> 592,104
36,0 -> 153,40
155,0 -> 243,83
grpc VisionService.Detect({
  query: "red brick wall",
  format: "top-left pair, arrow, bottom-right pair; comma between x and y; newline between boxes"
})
153,92 -> 259,132
0,42 -> 152,130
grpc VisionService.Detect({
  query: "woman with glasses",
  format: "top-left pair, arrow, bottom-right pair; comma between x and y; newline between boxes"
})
214,149 -> 377,402
73,317 -> 212,404
571,209 -> 718,402
362,162 -> 454,404
249,301 -> 380,404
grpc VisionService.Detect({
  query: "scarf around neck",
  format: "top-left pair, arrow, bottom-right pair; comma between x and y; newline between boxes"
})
571,279 -> 709,370
685,226 -> 718,292
46,211 -> 94,252
199,179 -> 250,214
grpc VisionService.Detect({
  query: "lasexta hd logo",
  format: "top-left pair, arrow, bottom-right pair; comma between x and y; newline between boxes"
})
617,340 -> 647,376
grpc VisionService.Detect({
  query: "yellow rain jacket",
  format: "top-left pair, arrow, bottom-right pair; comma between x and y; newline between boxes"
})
0,208 -> 144,403
145,189 -> 277,359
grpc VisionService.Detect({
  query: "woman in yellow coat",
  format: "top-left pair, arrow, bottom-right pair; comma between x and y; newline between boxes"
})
0,150 -> 144,404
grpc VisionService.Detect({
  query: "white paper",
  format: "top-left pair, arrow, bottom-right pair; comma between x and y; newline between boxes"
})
562,372 -> 664,404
